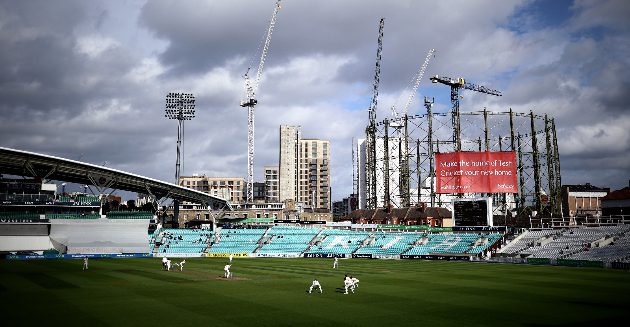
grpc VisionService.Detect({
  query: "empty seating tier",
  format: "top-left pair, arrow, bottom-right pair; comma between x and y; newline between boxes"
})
46,213 -> 100,219
305,229 -> 370,255
258,226 -> 321,255
207,228 -> 267,254
403,233 -> 502,256
155,228 -> 211,254
107,211 -> 153,219
354,232 -> 423,256
511,225 -> 630,261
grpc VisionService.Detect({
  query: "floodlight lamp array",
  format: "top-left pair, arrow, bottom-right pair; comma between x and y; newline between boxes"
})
165,92 -> 196,120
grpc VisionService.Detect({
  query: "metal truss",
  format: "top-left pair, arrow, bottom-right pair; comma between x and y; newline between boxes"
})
364,108 -> 561,218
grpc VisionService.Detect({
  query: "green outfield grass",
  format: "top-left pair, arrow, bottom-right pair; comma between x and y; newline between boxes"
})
1,258 -> 629,326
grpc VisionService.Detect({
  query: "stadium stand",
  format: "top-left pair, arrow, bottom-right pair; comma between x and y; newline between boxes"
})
500,225 -> 630,263
57,195 -> 100,205
0,212 -> 42,222
306,229 -> 371,255
1,193 -> 53,203
257,226 -> 320,255
207,228 -> 267,254
498,229 -> 558,255
107,211 -> 153,219
46,213 -> 100,219
144,226 -> 508,258
467,233 -> 503,255
149,229 -> 159,254
403,233 -> 501,255
155,228 -> 210,255
354,232 -> 421,256
144,224 -> 630,265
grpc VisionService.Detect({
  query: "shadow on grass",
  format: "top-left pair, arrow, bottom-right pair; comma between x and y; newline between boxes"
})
116,269 -> 195,283
23,273 -> 78,289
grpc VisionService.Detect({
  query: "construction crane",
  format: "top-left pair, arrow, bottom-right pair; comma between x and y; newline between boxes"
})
429,75 -> 501,151
385,49 -> 434,207
241,0 -> 282,203
368,18 -> 384,126
390,48 -> 436,122
366,18 -> 385,210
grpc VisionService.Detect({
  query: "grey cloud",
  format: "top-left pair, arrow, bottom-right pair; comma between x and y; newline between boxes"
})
2,0 -> 629,202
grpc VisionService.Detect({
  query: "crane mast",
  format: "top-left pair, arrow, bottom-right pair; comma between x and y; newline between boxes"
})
368,18 -> 384,126
401,49 -> 435,117
241,0 -> 282,203
430,75 -> 501,151
365,18 -> 384,209
390,48 -> 435,120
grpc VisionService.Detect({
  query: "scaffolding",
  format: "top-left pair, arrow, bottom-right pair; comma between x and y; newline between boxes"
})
363,107 -> 562,219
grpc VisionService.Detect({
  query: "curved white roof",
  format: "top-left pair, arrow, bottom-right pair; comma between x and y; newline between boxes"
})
0,147 -> 232,211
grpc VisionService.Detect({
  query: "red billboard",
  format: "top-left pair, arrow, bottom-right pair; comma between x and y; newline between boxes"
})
435,151 -> 517,193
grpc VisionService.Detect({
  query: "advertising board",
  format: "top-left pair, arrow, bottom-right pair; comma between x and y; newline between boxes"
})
435,151 -> 517,193
303,253 -> 346,258
205,252 -> 250,258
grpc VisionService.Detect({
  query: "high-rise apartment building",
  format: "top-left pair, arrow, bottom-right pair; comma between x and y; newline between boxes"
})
264,166 -> 279,203
279,125 -> 299,203
299,139 -> 330,209
279,126 -> 331,210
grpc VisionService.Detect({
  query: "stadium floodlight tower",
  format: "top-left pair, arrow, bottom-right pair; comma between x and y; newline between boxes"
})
165,92 -> 195,227
165,92 -> 196,184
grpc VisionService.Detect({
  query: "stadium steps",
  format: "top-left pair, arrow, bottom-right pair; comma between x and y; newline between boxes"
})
303,230 -> 324,252
497,231 -> 530,254
303,231 -> 326,253
514,243 -> 535,255
400,236 -> 426,254
303,241 -> 316,254
253,241 -> 264,253
350,234 -> 373,255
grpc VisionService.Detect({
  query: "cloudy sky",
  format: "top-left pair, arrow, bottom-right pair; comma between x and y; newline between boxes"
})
1,0 -> 629,201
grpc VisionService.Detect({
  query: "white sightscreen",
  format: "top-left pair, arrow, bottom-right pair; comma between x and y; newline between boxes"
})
50,219 -> 149,254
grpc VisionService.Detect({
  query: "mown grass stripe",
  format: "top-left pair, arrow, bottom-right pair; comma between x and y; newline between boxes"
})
1,257 -> 628,327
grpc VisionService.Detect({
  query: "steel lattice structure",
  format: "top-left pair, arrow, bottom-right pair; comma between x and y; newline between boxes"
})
240,0 -> 282,204
363,106 -> 562,217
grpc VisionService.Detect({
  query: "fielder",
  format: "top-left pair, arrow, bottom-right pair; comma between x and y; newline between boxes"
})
333,257 -> 338,269
229,254 -> 233,263
162,257 -> 168,270
224,264 -> 232,278
309,279 -> 323,294
174,259 -> 186,271
351,276 -> 359,289
83,257 -> 89,270
344,277 -> 355,294
166,258 -> 172,271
